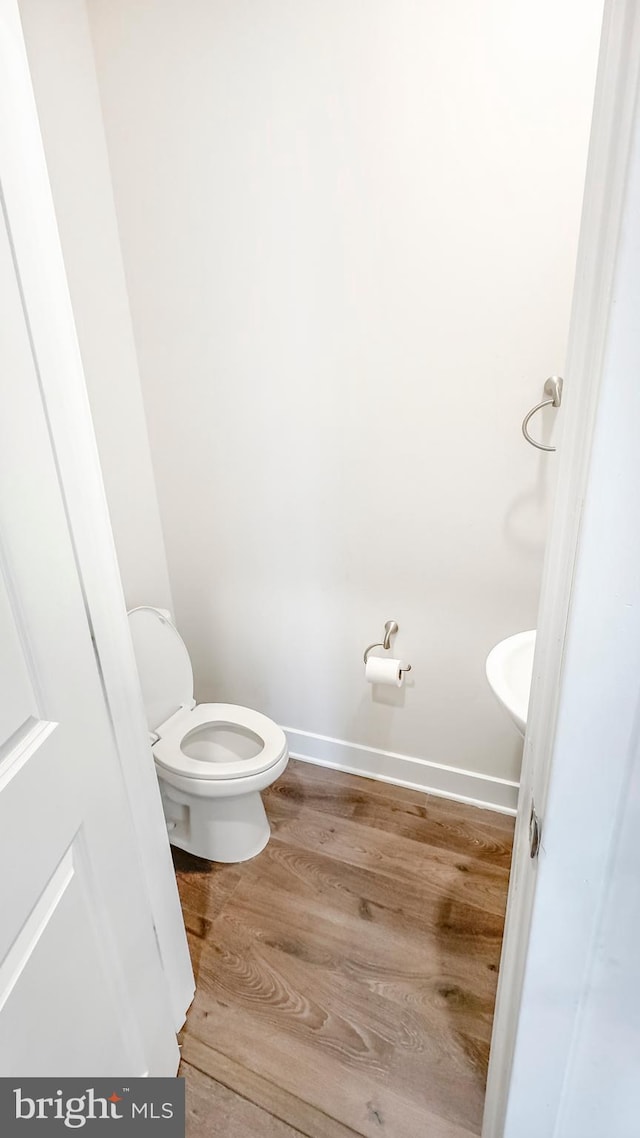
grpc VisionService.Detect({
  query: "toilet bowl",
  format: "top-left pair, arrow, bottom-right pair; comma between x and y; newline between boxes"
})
127,606 -> 288,862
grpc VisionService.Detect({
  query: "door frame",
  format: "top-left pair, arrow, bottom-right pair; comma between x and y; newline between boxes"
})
482,1 -> 640,1132
1,0 -> 193,1031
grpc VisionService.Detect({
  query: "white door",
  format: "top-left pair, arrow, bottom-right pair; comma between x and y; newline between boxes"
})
0,5 -> 180,1076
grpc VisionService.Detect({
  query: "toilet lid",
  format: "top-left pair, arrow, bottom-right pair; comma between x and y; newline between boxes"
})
127,606 -> 194,731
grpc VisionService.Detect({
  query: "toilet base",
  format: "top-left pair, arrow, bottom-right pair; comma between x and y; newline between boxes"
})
161,783 -> 271,863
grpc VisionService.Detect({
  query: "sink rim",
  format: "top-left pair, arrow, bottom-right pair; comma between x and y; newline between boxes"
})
486,629 -> 536,736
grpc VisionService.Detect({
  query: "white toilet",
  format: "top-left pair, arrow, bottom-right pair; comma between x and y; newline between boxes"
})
127,606 -> 289,863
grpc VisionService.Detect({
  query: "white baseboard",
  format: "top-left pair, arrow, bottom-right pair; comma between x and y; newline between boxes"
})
282,727 -> 519,816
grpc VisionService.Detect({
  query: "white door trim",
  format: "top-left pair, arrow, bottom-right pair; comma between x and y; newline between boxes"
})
482,1 -> 640,1133
1,0 -> 193,1030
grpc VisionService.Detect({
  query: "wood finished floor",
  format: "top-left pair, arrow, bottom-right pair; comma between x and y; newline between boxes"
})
175,760 -> 514,1138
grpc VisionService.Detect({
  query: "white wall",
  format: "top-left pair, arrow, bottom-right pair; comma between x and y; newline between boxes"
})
18,0 -> 173,613
85,0 -> 602,802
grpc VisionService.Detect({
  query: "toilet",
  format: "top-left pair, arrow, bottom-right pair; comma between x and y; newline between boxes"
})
127,606 -> 288,863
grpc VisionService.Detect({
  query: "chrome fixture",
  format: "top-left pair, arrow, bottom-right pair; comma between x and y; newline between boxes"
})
522,376 -> 563,452
364,620 -> 412,674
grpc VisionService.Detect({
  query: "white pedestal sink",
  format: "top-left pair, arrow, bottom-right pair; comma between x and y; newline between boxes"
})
486,630 -> 536,737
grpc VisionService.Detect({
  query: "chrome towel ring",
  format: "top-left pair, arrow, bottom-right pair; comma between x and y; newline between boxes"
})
522,376 -> 563,452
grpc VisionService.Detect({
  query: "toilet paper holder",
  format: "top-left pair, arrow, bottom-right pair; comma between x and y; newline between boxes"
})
364,620 -> 412,673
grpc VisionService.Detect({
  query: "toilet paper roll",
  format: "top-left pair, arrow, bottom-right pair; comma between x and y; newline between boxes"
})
365,656 -> 405,687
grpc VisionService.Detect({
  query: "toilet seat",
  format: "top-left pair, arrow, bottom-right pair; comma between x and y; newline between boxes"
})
127,606 -> 288,786
127,604 -> 289,861
153,702 -> 287,782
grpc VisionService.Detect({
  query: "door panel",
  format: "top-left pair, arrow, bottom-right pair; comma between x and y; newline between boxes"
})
0,839 -> 137,1076
0,579 -> 36,742
0,26 -> 179,1080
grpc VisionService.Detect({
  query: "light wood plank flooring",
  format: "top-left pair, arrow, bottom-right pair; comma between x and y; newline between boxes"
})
176,760 -> 514,1138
